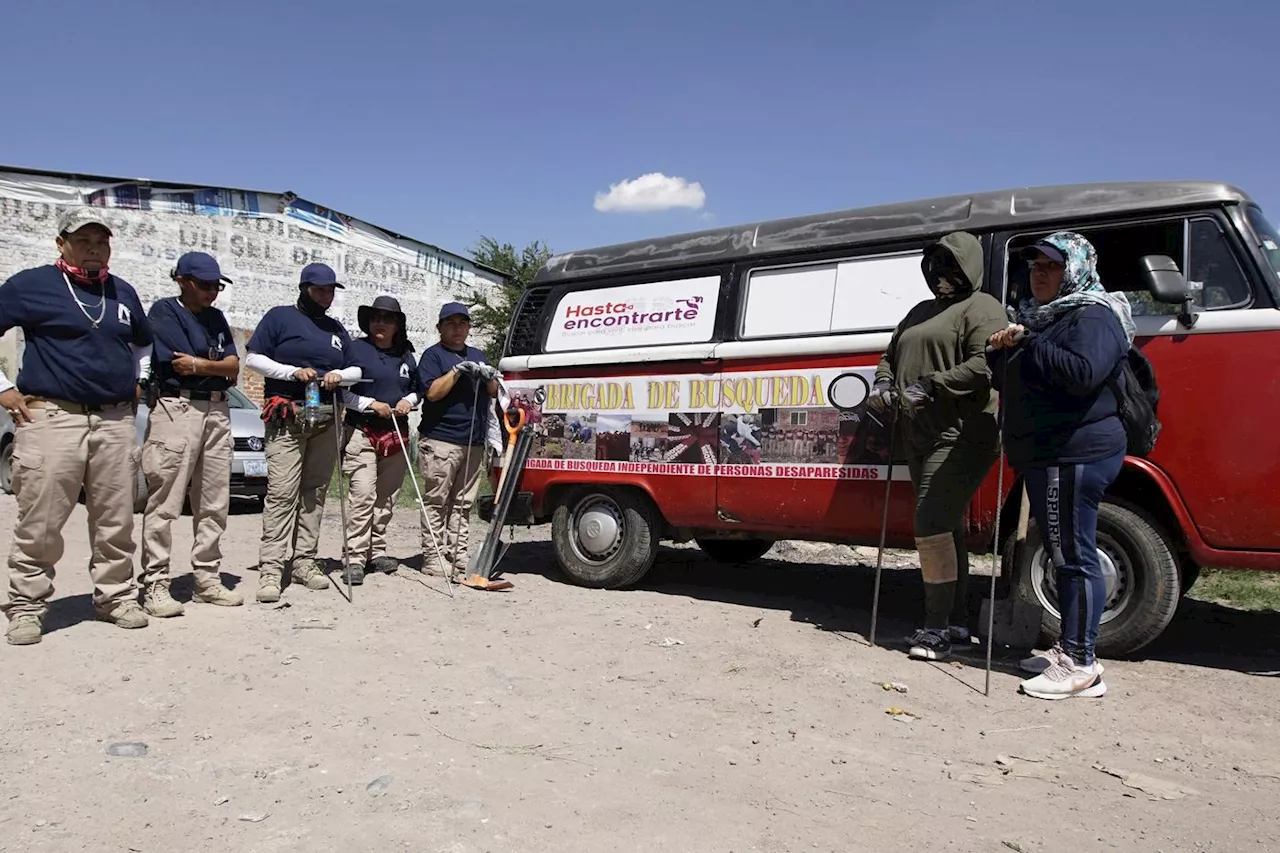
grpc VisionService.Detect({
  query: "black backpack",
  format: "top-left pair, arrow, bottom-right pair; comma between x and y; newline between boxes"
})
1107,346 -> 1162,457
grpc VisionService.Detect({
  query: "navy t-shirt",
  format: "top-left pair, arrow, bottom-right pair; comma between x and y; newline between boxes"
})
417,342 -> 491,446
247,304 -> 354,402
0,265 -> 152,404
149,296 -> 237,394
345,338 -> 420,431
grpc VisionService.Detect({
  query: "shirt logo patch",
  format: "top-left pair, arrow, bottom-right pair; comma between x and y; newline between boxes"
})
117,304 -> 131,326
399,363 -> 410,380
330,334 -> 342,351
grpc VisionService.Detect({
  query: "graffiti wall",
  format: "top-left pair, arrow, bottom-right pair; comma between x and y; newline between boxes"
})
0,168 -> 503,348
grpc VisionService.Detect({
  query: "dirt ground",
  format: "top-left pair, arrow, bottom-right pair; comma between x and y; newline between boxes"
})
1,494 -> 1278,853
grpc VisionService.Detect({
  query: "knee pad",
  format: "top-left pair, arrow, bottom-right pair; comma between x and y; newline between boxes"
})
916,532 -> 958,584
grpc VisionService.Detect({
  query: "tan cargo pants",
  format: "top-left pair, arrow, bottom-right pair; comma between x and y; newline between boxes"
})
340,426 -> 408,566
3,399 -> 138,617
140,398 -> 232,587
418,437 -> 484,575
258,413 -> 339,577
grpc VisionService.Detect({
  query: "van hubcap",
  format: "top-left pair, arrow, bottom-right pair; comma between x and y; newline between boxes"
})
1029,534 -> 1133,625
571,496 -> 623,563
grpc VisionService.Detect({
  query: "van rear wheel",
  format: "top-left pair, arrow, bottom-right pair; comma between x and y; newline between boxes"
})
695,537 -> 775,565
552,487 -> 660,589
1015,499 -> 1180,658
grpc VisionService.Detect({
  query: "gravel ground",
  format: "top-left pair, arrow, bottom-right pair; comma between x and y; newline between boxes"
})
1,493 -> 1278,853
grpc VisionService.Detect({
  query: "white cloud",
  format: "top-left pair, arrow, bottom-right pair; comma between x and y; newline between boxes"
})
593,172 -> 707,213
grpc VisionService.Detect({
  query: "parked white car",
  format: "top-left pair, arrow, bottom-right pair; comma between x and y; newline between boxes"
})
0,386 -> 267,513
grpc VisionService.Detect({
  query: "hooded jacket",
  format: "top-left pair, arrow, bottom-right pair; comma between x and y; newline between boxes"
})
874,231 -> 1008,455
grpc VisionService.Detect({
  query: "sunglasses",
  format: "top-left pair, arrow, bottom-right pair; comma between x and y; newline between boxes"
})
192,279 -> 226,292
1027,260 -> 1065,274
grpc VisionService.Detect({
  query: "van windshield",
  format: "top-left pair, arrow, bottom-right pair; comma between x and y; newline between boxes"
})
1246,206 -> 1280,278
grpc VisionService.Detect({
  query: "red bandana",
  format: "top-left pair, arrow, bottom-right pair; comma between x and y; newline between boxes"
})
55,257 -> 109,286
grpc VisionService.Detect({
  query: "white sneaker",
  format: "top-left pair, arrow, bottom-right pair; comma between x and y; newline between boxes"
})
1019,658 -> 1106,700
1020,642 -> 1105,676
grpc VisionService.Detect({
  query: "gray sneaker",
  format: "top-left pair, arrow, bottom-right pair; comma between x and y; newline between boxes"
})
291,559 -> 331,591
6,613 -> 43,645
95,600 -> 149,629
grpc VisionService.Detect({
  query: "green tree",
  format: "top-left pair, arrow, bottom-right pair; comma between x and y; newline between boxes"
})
463,236 -> 553,362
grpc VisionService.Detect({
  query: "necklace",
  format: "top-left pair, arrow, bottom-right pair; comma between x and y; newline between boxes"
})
63,272 -> 106,329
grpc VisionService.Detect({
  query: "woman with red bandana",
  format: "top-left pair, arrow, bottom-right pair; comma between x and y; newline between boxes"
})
0,208 -> 155,645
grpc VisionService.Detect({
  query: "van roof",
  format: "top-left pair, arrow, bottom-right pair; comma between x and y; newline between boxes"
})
535,180 -> 1253,283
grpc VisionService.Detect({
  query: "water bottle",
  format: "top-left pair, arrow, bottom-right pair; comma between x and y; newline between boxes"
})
304,379 -> 321,427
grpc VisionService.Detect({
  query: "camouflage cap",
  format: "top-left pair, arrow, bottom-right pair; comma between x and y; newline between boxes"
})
56,207 -> 113,237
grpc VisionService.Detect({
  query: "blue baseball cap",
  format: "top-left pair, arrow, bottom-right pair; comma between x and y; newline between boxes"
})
299,262 -> 344,289
439,301 -> 471,321
174,251 -> 231,284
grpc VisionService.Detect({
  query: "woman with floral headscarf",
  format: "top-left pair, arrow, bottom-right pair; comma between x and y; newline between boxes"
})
986,231 -> 1134,700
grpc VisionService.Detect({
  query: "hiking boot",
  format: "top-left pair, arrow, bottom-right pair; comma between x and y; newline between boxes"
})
6,614 -> 43,646
907,628 -> 951,661
1019,658 -> 1107,700
194,583 -> 244,607
291,559 -> 330,591
142,581 -> 185,618
368,556 -> 400,575
342,563 -> 365,586
96,600 -> 149,629
420,553 -> 453,578
256,572 -> 282,604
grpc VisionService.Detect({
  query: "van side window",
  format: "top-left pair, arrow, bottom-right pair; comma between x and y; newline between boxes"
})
1186,217 -> 1252,309
740,252 -> 932,339
1006,216 -> 1253,317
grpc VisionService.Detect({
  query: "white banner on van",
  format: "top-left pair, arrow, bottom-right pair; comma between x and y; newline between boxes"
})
504,364 -> 915,476
544,275 -> 721,352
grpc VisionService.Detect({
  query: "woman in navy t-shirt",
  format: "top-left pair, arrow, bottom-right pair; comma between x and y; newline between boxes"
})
245,262 -> 361,602
337,295 -> 422,585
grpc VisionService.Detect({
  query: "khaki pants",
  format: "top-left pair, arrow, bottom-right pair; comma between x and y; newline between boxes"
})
140,398 -> 232,587
258,415 -> 339,576
418,437 -> 484,574
340,426 -> 408,566
3,400 -> 138,617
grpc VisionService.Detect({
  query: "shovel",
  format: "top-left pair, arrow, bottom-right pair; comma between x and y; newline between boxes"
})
458,406 -> 526,591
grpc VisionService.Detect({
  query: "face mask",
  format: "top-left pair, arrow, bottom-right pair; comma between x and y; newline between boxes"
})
55,256 -> 109,286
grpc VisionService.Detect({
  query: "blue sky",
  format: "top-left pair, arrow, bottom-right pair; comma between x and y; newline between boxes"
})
2,0 -> 1274,262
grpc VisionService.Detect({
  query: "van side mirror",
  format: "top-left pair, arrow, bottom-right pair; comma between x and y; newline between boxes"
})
1139,254 -> 1197,329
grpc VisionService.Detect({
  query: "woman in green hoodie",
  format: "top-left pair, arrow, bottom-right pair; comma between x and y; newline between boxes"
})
868,231 -> 1008,661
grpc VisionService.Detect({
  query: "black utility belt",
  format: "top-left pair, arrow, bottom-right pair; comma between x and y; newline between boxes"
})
159,389 -> 229,402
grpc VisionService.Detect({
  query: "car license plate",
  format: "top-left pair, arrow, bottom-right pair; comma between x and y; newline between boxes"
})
244,460 -> 268,478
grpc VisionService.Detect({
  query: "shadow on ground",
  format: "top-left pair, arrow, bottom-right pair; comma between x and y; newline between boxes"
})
497,539 -> 1280,676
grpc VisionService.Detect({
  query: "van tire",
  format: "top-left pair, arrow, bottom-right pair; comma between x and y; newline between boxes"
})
0,434 -> 13,495
696,537 -> 775,565
552,487 -> 660,589
1015,500 -> 1180,658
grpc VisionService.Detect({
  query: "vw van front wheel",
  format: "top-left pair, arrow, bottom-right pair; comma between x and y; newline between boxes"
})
1016,500 -> 1180,658
552,487 -> 661,589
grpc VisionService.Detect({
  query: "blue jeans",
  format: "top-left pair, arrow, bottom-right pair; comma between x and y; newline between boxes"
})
1022,449 -> 1125,667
